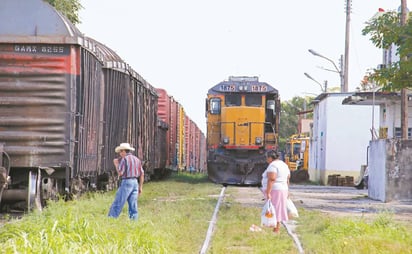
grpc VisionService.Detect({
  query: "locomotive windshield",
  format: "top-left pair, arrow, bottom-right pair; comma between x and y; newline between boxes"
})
225,94 -> 241,106
245,94 -> 262,107
266,100 -> 276,111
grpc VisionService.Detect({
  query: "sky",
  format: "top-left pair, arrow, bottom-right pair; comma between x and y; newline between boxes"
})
78,0 -> 410,133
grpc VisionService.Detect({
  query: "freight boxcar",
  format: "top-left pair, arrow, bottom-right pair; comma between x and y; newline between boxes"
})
151,119 -> 169,180
0,0 -> 206,211
156,89 -> 172,167
185,117 -> 207,173
0,0 -> 159,211
157,88 -> 206,173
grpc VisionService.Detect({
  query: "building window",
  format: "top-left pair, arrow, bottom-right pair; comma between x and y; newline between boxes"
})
394,127 -> 412,138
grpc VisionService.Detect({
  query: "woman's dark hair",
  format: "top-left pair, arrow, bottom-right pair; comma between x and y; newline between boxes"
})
266,150 -> 279,160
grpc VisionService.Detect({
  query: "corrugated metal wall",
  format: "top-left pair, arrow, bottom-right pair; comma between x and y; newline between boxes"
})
0,44 -> 74,169
76,48 -> 103,178
156,88 -> 171,166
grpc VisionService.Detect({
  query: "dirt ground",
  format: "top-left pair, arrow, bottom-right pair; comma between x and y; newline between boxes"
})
230,184 -> 412,225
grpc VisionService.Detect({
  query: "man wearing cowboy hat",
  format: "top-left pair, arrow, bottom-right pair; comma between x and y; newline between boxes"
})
108,142 -> 144,220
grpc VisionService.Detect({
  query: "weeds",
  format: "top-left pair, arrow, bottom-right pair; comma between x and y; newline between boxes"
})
298,210 -> 412,254
0,173 -> 411,254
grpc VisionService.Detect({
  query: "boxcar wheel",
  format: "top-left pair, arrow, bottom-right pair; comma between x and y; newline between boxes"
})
28,169 -> 42,211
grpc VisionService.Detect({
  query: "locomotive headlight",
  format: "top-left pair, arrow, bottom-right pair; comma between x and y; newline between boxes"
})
223,137 -> 230,144
255,137 -> 262,145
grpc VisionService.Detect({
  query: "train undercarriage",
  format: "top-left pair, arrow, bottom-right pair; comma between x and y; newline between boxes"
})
207,148 -> 267,186
0,144 -> 119,212
0,163 -> 43,212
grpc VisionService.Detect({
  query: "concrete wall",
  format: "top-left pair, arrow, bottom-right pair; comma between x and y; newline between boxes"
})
368,139 -> 387,201
369,139 -> 412,202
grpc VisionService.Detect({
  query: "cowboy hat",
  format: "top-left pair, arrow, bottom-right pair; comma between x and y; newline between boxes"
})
115,143 -> 135,153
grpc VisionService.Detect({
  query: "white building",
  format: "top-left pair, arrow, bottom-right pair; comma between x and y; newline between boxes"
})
342,92 -> 411,139
309,92 -> 379,184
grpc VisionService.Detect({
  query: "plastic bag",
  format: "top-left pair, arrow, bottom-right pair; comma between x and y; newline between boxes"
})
287,198 -> 299,218
261,200 -> 277,227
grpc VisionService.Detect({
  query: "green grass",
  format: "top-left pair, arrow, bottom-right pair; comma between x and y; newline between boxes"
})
0,194 -> 166,253
0,173 -> 411,254
297,210 -> 412,254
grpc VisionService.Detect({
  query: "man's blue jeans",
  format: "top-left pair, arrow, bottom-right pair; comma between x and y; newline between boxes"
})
108,178 -> 139,220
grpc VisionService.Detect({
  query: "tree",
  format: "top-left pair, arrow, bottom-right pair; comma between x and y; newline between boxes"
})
278,96 -> 314,150
362,11 -> 412,90
46,0 -> 83,25
362,5 -> 411,139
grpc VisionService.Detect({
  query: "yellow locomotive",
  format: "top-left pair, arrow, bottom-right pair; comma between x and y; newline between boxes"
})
205,76 -> 281,185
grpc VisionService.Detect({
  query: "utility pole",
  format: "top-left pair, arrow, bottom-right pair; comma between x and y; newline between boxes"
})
401,0 -> 408,139
343,0 -> 351,92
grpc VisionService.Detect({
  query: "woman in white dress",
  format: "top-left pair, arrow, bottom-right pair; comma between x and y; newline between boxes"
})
261,150 -> 290,233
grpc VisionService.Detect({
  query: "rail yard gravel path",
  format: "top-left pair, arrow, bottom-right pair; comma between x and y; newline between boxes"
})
231,184 -> 412,223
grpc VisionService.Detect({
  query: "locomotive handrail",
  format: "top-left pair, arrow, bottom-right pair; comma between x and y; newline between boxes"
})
216,121 -> 277,146
248,121 -> 266,145
264,121 -> 277,136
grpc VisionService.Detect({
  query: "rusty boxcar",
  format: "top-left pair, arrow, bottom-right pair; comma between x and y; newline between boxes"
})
0,0 -> 167,211
157,88 -> 206,173
185,117 -> 207,173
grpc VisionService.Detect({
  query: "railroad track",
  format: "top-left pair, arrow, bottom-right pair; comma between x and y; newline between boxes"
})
199,186 -> 226,254
0,183 -> 305,253
199,186 -> 304,254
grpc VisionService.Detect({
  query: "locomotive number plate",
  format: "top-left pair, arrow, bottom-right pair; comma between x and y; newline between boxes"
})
219,85 -> 236,92
251,85 -> 267,92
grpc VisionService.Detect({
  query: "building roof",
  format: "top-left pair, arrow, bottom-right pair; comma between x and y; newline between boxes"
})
309,92 -> 353,105
341,91 -> 402,106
